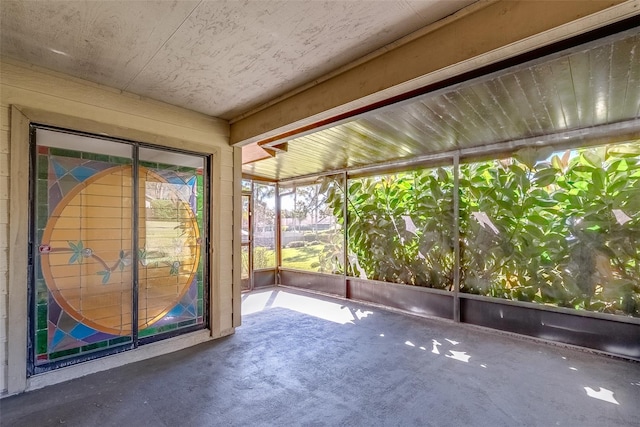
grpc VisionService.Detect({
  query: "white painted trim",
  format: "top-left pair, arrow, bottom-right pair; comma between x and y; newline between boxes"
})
7,106 -> 29,395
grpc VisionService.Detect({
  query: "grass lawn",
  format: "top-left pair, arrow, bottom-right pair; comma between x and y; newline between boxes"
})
252,244 -> 325,272
281,244 -> 324,271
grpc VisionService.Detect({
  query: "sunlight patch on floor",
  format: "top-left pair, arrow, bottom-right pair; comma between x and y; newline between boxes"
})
446,350 -> 471,363
584,387 -> 619,405
242,291 -> 275,315
355,309 -> 373,320
243,290 -> 374,325
243,290 -> 501,371
271,292 -> 357,324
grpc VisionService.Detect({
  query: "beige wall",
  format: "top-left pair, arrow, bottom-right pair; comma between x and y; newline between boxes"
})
0,58 -> 239,396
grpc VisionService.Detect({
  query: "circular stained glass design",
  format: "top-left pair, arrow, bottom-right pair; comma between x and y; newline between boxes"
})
40,165 -> 200,335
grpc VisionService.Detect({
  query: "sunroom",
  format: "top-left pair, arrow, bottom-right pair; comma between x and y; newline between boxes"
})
1,1 -> 639,408
240,22 -> 640,360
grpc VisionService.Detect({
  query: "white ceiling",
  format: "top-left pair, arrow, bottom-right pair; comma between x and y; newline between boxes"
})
0,0 -> 475,120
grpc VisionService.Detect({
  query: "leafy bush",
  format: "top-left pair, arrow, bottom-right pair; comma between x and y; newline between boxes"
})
325,141 -> 640,317
328,168 -> 455,289
302,233 -> 318,242
253,246 -> 275,269
460,143 -> 640,316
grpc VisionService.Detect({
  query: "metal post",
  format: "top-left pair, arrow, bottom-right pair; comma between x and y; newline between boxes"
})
132,145 -> 139,344
204,156 -> 211,327
249,181 -> 254,291
453,151 -> 461,323
343,171 -> 348,298
275,182 -> 282,286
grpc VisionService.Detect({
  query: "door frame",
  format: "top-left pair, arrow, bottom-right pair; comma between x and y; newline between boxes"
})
241,190 -> 253,291
27,123 -> 211,375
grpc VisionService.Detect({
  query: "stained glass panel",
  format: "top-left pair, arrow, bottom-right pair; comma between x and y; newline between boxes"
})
34,130 -> 134,365
32,129 -> 209,370
137,148 -> 206,338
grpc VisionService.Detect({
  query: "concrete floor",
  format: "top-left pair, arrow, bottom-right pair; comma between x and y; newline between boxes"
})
2,287 -> 639,427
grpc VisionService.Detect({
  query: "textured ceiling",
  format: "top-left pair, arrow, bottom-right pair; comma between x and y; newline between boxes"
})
0,0 -> 474,120
243,28 -> 640,180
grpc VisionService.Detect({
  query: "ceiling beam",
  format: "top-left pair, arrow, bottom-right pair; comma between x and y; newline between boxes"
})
241,143 -> 276,165
230,0 -> 637,147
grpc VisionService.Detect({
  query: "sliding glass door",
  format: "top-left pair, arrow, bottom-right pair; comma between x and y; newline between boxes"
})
30,126 -> 209,374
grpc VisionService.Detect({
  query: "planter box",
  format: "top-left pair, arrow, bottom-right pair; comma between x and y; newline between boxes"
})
254,269 -> 276,289
348,278 -> 454,320
280,269 -> 345,297
460,297 -> 640,360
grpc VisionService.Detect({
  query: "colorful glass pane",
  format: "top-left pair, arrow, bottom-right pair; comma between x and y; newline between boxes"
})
137,149 -> 206,338
35,144 -> 133,365
33,130 -> 208,369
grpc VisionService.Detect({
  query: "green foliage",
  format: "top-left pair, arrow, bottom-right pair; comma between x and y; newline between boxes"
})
325,141 -> 640,317
253,246 -> 275,270
460,143 -> 640,316
282,244 -> 325,271
327,168 -> 455,289
302,231 -> 334,243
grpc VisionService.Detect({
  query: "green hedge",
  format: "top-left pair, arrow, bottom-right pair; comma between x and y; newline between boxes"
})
325,141 -> 640,317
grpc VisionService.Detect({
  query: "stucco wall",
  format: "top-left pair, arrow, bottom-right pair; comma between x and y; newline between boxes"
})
0,58 -> 238,395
